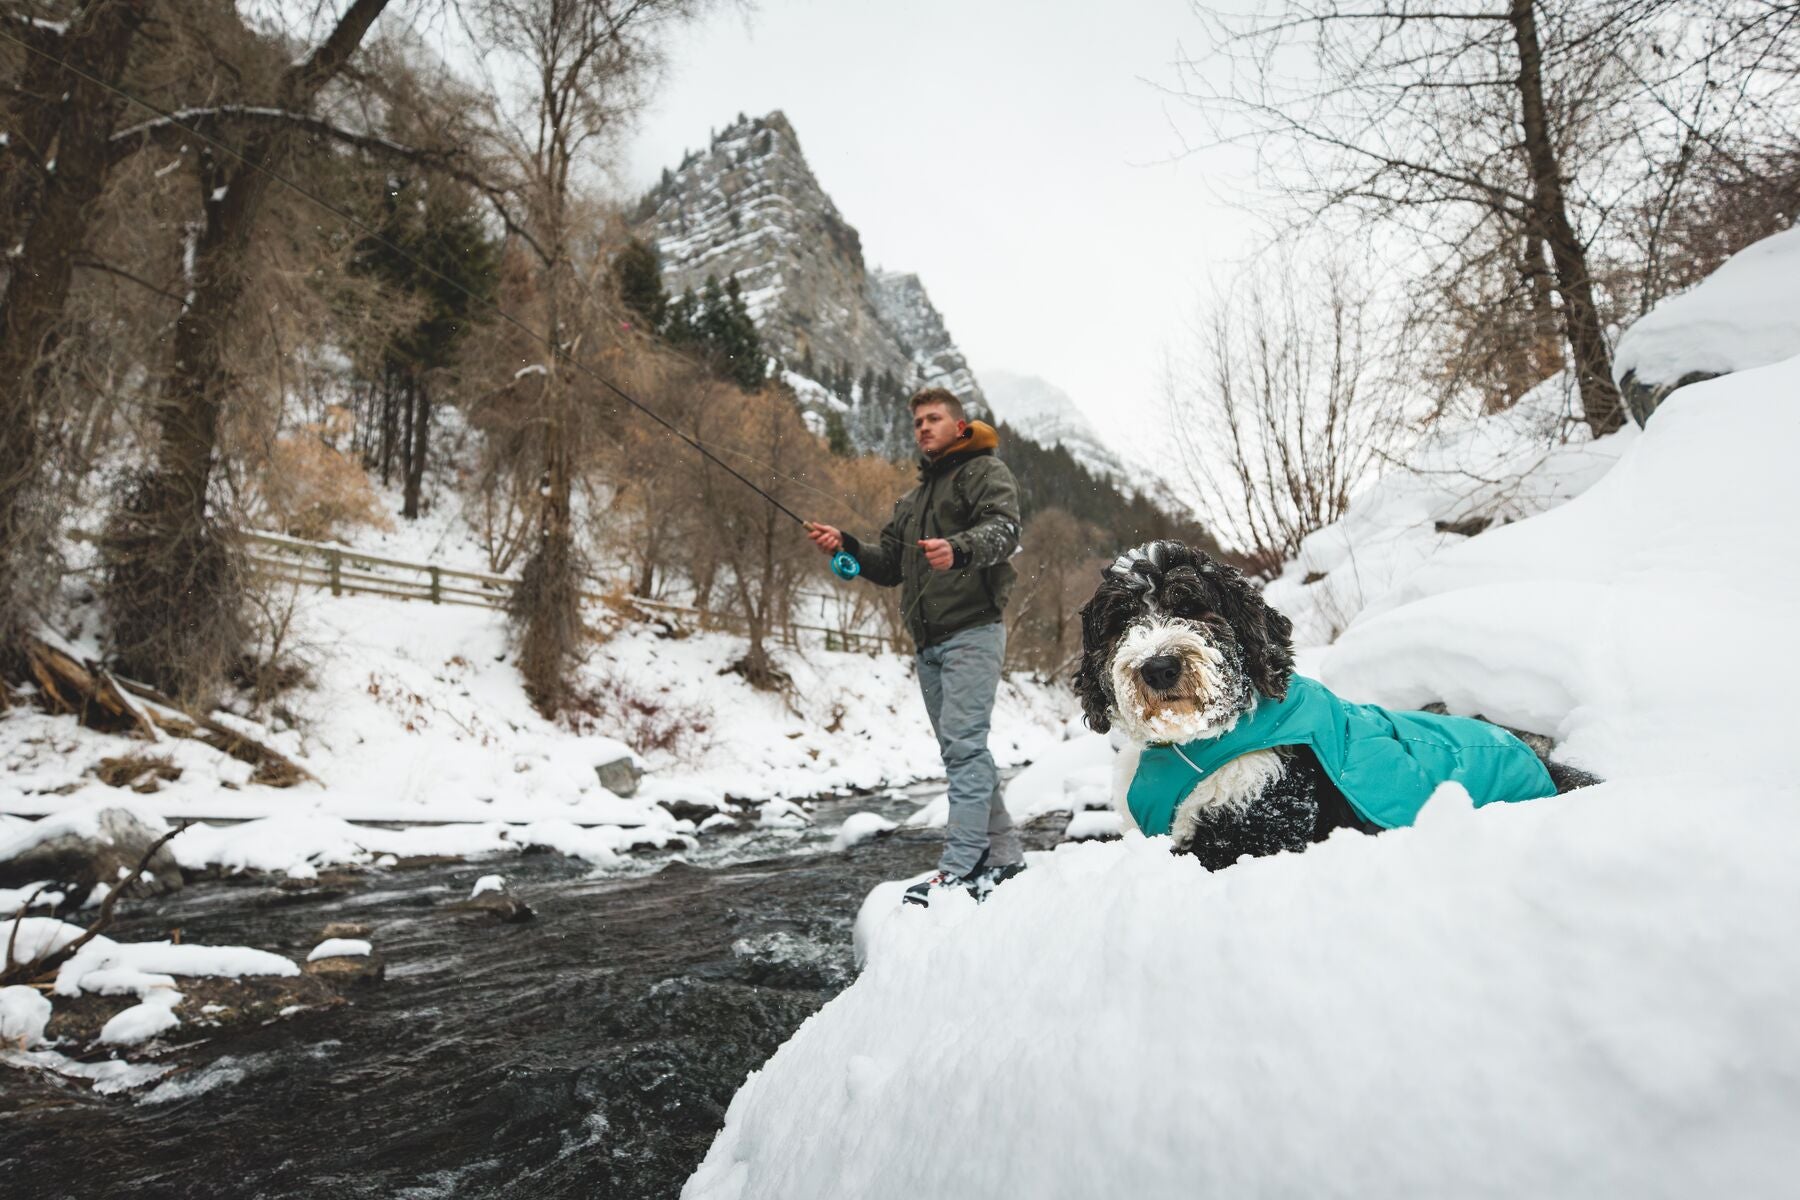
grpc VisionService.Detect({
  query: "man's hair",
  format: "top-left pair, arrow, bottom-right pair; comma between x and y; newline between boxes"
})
909,387 -> 966,422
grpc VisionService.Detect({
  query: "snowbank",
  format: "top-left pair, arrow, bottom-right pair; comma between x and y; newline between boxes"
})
1265,374 -> 1631,645
1614,224 -> 1800,389
1320,355 -> 1800,782
689,778 -> 1800,1199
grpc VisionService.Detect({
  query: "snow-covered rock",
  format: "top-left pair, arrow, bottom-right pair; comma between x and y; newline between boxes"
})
830,811 -> 896,851
0,985 -> 52,1047
1614,225 -> 1800,424
0,804 -> 182,899
306,938 -> 372,962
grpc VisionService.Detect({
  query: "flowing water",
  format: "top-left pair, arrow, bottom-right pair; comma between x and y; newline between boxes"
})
1,787 -> 1060,1199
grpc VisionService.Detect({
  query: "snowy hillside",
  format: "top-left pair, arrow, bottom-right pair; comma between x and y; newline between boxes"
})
981,368 -> 1130,483
681,258 -> 1800,1198
1614,224 -> 1800,423
1264,373 -> 1632,645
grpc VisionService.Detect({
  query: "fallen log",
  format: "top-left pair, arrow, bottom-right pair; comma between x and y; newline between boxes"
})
20,635 -> 315,787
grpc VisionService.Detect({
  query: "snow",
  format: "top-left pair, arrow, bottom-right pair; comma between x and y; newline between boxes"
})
829,812 -> 895,851
54,937 -> 299,997
757,798 -> 811,830
0,985 -> 52,1048
698,779 -> 1798,1199
469,873 -> 506,898
1614,225 -> 1800,388
1,1048 -> 172,1094
1319,355 -> 1800,783
1265,372 -> 1632,646
307,938 -> 371,962
98,989 -> 182,1046
4,915 -> 301,1062
1062,810 -> 1120,840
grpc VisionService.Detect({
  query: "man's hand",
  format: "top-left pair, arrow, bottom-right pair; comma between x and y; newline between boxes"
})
806,522 -> 842,554
919,538 -> 956,571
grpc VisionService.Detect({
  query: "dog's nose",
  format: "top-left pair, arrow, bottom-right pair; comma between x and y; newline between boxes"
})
1139,655 -> 1181,691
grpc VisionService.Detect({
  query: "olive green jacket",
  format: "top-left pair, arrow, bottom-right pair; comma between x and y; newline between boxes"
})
843,422 -> 1021,650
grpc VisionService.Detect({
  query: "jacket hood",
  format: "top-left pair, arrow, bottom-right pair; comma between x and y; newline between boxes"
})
920,420 -> 1000,475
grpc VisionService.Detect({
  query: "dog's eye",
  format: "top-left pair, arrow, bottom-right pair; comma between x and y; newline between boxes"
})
1173,601 -> 1213,620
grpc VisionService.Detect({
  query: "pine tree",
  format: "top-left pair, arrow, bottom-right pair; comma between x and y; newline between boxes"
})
824,409 -> 852,456
612,238 -> 668,330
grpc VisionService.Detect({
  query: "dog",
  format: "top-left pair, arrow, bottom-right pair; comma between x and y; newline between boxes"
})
1073,541 -> 1585,871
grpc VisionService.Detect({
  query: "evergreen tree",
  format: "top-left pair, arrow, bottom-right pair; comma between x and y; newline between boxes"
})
664,287 -> 701,346
612,238 -> 668,330
824,409 -> 853,456
349,178 -> 499,517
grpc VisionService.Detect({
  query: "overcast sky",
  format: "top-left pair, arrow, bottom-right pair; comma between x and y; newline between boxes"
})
620,0 -> 1259,460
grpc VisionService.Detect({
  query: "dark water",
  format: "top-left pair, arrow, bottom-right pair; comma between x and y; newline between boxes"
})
0,790 -> 1056,1200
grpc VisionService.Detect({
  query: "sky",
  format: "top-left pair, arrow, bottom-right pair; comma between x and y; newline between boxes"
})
619,0 -> 1262,462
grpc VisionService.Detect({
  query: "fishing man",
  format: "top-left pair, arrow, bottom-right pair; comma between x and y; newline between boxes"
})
807,387 -> 1025,906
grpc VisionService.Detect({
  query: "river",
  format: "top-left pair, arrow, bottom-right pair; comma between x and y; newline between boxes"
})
1,786 -> 1061,1199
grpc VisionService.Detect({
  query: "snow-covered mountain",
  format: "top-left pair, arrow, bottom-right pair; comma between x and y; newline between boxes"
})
634,112 -> 989,434
979,369 -> 1129,482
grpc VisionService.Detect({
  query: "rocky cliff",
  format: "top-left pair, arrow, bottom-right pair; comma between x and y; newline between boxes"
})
634,112 -> 989,436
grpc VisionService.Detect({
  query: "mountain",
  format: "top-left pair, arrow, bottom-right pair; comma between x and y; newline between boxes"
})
633,111 -> 988,444
979,369 -> 1129,484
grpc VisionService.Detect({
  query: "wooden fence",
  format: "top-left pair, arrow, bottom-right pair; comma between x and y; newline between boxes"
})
241,530 -> 901,655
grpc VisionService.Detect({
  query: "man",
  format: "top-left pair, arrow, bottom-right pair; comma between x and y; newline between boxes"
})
807,388 -> 1025,906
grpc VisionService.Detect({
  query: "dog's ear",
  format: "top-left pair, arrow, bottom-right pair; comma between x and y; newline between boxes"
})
1072,579 -> 1127,733
1212,562 -> 1295,700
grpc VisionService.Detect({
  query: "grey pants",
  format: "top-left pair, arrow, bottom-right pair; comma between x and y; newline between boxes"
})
917,621 -> 1022,876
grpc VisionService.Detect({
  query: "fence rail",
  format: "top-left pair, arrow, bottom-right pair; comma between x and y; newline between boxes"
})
236,530 -> 902,654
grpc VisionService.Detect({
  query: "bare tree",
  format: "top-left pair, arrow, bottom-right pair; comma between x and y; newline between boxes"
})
1166,261 -> 1406,578
1175,0 -> 1800,436
467,0 -> 703,712
0,0 -> 153,652
97,0 -> 393,702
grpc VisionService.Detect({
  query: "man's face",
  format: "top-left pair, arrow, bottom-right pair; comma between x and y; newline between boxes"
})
913,404 -> 966,455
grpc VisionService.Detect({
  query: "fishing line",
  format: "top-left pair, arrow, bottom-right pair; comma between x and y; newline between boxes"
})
1,24 -> 882,569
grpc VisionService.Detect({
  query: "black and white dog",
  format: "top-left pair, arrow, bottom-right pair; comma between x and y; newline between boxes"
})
1073,540 -> 1595,871
1073,540 -> 1373,870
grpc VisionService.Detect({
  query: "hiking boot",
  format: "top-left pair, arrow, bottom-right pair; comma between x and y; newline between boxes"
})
902,869 -> 970,907
966,861 -> 1026,900
902,857 -> 1023,908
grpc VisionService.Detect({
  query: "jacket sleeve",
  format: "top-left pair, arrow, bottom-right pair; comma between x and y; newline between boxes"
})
946,458 -> 1021,569
841,505 -> 906,588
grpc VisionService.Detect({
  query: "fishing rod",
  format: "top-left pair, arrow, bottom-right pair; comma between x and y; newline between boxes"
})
1,25 -> 868,581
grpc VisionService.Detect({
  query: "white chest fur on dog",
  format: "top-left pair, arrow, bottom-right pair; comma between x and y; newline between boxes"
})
1111,740 -> 1288,850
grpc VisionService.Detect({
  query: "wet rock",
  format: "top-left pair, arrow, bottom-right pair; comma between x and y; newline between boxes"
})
0,807 -> 182,902
596,754 -> 643,797
446,876 -> 535,923
657,797 -> 725,824
44,973 -> 344,1047
303,938 -> 385,987
318,921 -> 371,941
1619,367 -> 1721,426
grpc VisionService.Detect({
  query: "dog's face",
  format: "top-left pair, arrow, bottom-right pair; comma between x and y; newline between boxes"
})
1073,541 -> 1295,743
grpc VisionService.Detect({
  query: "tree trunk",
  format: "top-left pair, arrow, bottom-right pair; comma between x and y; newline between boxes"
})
0,0 -> 151,643
1508,0 -> 1625,437
402,372 -> 429,519
105,0 -> 390,696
